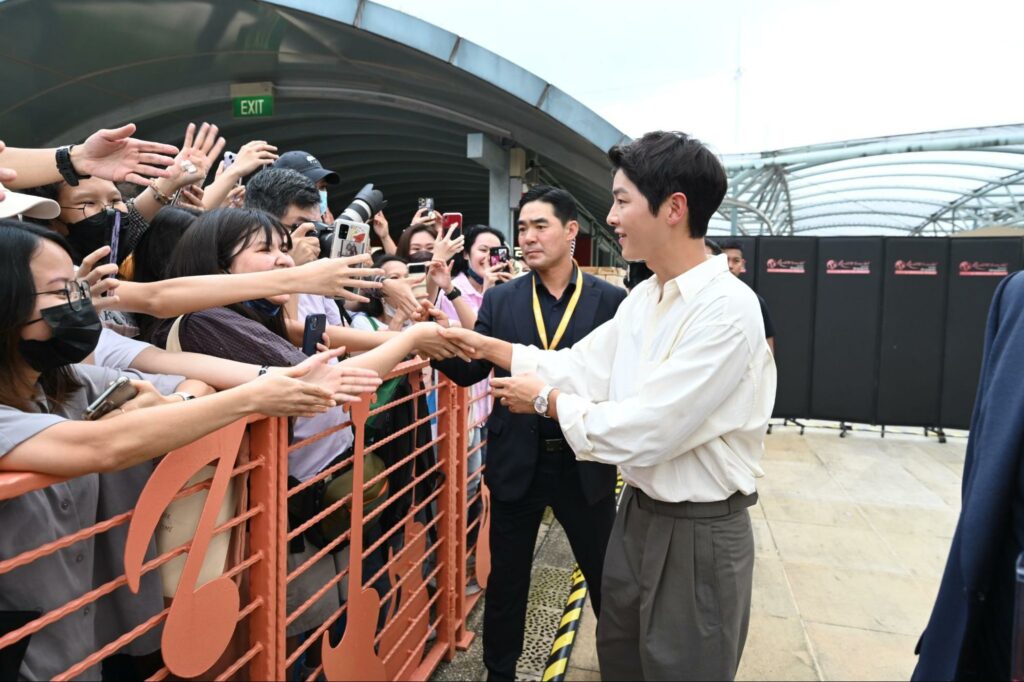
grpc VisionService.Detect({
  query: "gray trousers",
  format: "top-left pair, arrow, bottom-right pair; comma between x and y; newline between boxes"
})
596,486 -> 756,681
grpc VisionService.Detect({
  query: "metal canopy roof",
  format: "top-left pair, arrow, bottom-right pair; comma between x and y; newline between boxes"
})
715,124 -> 1024,237
2,0 -> 1022,243
0,0 -> 628,240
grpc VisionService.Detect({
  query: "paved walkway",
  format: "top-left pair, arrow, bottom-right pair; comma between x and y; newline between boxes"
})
436,423 -> 966,681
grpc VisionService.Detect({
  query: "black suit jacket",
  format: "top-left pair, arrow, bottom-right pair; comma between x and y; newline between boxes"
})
433,272 -> 627,505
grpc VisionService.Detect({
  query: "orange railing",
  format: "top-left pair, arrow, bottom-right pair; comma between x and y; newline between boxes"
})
0,360 -> 490,681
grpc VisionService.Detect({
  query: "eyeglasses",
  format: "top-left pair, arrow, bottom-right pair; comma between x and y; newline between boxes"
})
34,280 -> 92,311
58,203 -> 124,220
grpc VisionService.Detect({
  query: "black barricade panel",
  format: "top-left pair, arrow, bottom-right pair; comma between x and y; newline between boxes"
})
811,238 -> 885,423
757,237 -> 816,418
876,238 -> 950,426
940,238 -> 1024,429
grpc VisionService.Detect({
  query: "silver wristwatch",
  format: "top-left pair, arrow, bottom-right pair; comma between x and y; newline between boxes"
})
533,385 -> 555,417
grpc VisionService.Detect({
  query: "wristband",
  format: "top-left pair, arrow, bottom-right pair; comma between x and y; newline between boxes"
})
56,145 -> 91,187
444,286 -> 462,301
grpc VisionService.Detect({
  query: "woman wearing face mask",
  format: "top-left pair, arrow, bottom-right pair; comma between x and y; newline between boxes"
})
0,220 -> 342,681
350,255 -> 413,332
395,223 -> 437,261
150,208 -> 451,651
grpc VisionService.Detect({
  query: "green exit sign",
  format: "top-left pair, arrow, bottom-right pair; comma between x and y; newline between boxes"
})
233,95 -> 273,118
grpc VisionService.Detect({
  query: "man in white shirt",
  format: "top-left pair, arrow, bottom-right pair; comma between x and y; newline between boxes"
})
440,131 -> 777,681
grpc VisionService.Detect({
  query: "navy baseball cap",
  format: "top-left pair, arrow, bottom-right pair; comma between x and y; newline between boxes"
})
272,151 -> 340,185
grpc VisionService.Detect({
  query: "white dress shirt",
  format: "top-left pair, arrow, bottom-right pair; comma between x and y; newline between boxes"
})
511,255 -> 777,503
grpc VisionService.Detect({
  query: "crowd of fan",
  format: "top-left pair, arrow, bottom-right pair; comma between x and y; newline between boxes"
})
0,122 -> 522,680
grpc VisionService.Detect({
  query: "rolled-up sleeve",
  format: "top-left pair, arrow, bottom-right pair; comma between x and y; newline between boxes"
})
559,323 -> 752,467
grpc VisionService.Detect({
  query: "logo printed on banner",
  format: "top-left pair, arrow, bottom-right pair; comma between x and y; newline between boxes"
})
826,259 -> 871,275
894,260 -> 939,276
958,260 -> 1009,277
765,258 -> 806,274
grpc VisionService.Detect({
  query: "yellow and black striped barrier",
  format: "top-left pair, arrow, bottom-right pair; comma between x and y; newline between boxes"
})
541,568 -> 588,681
541,475 -> 625,681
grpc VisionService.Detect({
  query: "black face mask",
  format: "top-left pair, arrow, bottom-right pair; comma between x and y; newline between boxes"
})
19,299 -> 103,372
66,208 -> 125,264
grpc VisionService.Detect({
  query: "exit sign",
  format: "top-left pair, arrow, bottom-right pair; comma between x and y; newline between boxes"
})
230,82 -> 274,118
233,95 -> 273,118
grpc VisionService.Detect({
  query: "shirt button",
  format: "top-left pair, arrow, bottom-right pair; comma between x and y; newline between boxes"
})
75,554 -> 84,563
83,606 -> 91,616
60,500 -> 70,511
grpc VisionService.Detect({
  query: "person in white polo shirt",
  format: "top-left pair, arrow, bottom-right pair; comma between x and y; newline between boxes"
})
440,131 -> 777,681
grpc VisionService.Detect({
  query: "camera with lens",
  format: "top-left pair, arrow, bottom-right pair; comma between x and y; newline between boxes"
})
314,183 -> 388,257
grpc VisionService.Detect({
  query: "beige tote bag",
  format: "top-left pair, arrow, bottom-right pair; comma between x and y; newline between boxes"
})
157,316 -> 239,598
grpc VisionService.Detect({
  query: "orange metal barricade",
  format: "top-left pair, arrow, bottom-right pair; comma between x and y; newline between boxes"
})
0,360 -> 490,681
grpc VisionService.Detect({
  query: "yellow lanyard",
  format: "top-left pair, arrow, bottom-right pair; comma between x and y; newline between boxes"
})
532,265 -> 584,350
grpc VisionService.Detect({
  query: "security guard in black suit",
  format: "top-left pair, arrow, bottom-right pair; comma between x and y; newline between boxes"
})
434,186 -> 626,681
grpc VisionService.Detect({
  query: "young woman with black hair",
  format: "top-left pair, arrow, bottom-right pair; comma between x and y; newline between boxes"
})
0,219 -> 343,681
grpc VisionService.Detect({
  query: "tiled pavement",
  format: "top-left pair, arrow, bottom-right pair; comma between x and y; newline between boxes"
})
434,423 -> 966,681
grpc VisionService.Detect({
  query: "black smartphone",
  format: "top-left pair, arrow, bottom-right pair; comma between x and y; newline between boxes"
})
489,246 -> 511,269
302,314 -> 328,356
407,261 -> 429,276
83,377 -> 138,421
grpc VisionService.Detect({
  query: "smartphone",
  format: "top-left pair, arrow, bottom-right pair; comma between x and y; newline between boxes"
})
442,212 -> 463,241
407,261 -> 429,276
301,313 -> 328,356
489,245 -> 511,269
84,377 -> 139,421
418,197 -> 435,211
222,151 -> 242,186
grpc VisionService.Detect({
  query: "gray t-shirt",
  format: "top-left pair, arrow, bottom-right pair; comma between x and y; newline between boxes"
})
0,364 -> 183,680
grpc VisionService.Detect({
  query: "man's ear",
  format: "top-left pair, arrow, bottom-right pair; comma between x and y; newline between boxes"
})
565,219 -> 580,242
664,192 -> 689,228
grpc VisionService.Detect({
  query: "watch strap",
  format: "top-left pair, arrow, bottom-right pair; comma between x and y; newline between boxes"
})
171,392 -> 196,402
445,286 -> 462,301
55,145 -> 90,187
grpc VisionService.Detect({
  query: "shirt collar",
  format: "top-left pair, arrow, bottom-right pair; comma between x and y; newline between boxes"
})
533,264 -> 579,302
664,254 -> 729,303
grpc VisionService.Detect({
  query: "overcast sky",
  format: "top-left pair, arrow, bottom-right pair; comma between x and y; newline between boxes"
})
376,0 -> 1024,154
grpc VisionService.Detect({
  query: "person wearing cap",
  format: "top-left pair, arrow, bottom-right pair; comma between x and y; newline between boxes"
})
272,150 -> 339,220
0,182 -> 61,221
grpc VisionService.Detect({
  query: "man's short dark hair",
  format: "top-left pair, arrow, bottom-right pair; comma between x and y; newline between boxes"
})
518,185 -> 578,225
607,131 -> 727,238
719,239 -> 744,254
244,168 -> 320,219
704,238 -> 722,256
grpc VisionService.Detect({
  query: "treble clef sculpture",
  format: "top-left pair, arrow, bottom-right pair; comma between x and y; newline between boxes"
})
123,419 -> 247,678
322,397 -> 388,681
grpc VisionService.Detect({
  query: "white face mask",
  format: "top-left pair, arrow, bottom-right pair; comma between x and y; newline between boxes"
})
383,302 -> 397,319
318,189 -> 328,216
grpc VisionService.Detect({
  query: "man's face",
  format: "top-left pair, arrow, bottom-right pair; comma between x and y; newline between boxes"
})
723,248 -> 746,276
280,203 -> 321,229
606,170 -> 665,263
517,200 -> 575,272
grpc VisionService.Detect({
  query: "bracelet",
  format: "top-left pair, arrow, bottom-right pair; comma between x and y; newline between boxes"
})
258,365 -> 270,376
149,181 -> 174,205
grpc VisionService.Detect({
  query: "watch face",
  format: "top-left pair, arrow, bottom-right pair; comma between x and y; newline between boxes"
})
533,397 -> 547,414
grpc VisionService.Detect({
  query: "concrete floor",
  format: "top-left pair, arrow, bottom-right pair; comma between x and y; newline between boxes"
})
437,423 -> 966,681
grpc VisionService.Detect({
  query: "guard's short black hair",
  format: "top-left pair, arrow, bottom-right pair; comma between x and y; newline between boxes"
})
719,239 -> 744,254
607,131 -> 727,238
704,237 -> 722,256
518,185 -> 578,225
244,167 -> 320,219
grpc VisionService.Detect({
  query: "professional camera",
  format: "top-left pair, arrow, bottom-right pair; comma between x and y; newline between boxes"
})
314,183 -> 387,256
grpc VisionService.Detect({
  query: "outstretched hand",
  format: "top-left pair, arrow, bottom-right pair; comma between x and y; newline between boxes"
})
73,123 -> 179,185
285,347 -> 382,403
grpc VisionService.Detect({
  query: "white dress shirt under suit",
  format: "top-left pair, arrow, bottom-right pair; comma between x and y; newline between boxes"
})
511,254 -> 777,503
